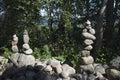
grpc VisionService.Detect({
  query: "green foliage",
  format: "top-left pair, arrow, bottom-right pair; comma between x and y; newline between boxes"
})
33,45 -> 51,59
0,47 -> 12,58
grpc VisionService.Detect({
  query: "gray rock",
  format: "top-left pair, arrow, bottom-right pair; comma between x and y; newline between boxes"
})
18,54 -> 35,67
22,44 -> 30,50
86,20 -> 91,25
83,29 -> 88,33
94,63 -> 105,74
80,64 -> 94,73
23,30 -> 30,44
84,45 -> 93,51
11,45 -> 19,53
10,53 -> 20,66
44,65 -> 52,72
81,50 -> 90,57
12,34 -> 18,45
82,32 -> 96,40
80,56 -> 94,65
84,39 -> 93,45
61,64 -> 75,78
50,59 -> 62,74
110,56 -> 120,70
24,48 -> 33,55
89,28 -> 95,35
106,69 -> 120,79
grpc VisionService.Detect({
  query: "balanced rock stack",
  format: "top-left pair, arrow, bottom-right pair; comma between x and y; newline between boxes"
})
76,20 -> 96,74
18,30 -> 35,67
11,34 -> 19,53
10,30 -> 35,67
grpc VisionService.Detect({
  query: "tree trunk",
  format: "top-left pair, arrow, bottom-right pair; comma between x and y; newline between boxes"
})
104,0 -> 115,48
94,0 -> 108,53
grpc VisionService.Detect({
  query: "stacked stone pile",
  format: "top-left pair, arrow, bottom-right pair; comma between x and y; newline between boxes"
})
18,30 -> 35,67
76,20 -> 96,73
0,28 -> 120,80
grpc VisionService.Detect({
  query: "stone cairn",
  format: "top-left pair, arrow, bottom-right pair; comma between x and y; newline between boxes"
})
75,20 -> 107,80
0,27 -> 120,80
10,30 -> 36,67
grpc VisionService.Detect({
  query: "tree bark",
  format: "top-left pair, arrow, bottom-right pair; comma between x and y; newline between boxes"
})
94,0 -> 108,53
104,0 -> 115,48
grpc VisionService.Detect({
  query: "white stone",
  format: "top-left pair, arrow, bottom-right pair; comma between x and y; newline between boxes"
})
18,54 -> 35,67
56,66 -> 62,74
81,50 -> 90,56
23,30 -> 30,44
11,45 -> 19,53
82,29 -> 87,33
44,65 -> 52,72
84,45 -> 93,50
61,64 -> 75,78
81,56 -> 94,65
86,20 -> 91,25
82,32 -> 96,40
36,61 -> 46,68
23,44 -> 30,49
89,28 -> 95,35
24,48 -> 33,54
13,34 -> 18,44
107,69 -> 120,78
50,59 -> 61,68
84,39 -> 93,45
80,64 -> 94,73
61,71 -> 69,79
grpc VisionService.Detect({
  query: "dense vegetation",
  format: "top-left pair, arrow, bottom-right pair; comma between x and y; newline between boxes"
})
0,0 -> 120,65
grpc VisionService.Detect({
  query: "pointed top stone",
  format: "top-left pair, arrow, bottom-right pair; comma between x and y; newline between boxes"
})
24,29 -> 28,35
86,20 -> 91,25
23,30 -> 30,44
12,34 -> 18,45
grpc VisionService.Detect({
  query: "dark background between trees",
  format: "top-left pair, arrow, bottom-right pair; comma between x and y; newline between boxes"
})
0,0 -> 120,64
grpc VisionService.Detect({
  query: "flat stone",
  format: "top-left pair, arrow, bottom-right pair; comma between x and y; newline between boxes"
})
84,45 -> 93,50
24,48 -> 33,54
84,39 -> 93,45
23,44 -> 30,50
80,56 -> 94,65
81,50 -> 90,57
82,32 -> 96,40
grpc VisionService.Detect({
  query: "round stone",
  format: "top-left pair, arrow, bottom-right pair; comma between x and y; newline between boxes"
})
89,28 -> 95,35
18,54 -> 35,67
81,56 -> 94,65
81,50 -> 90,57
84,39 -> 93,45
82,32 -> 96,40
